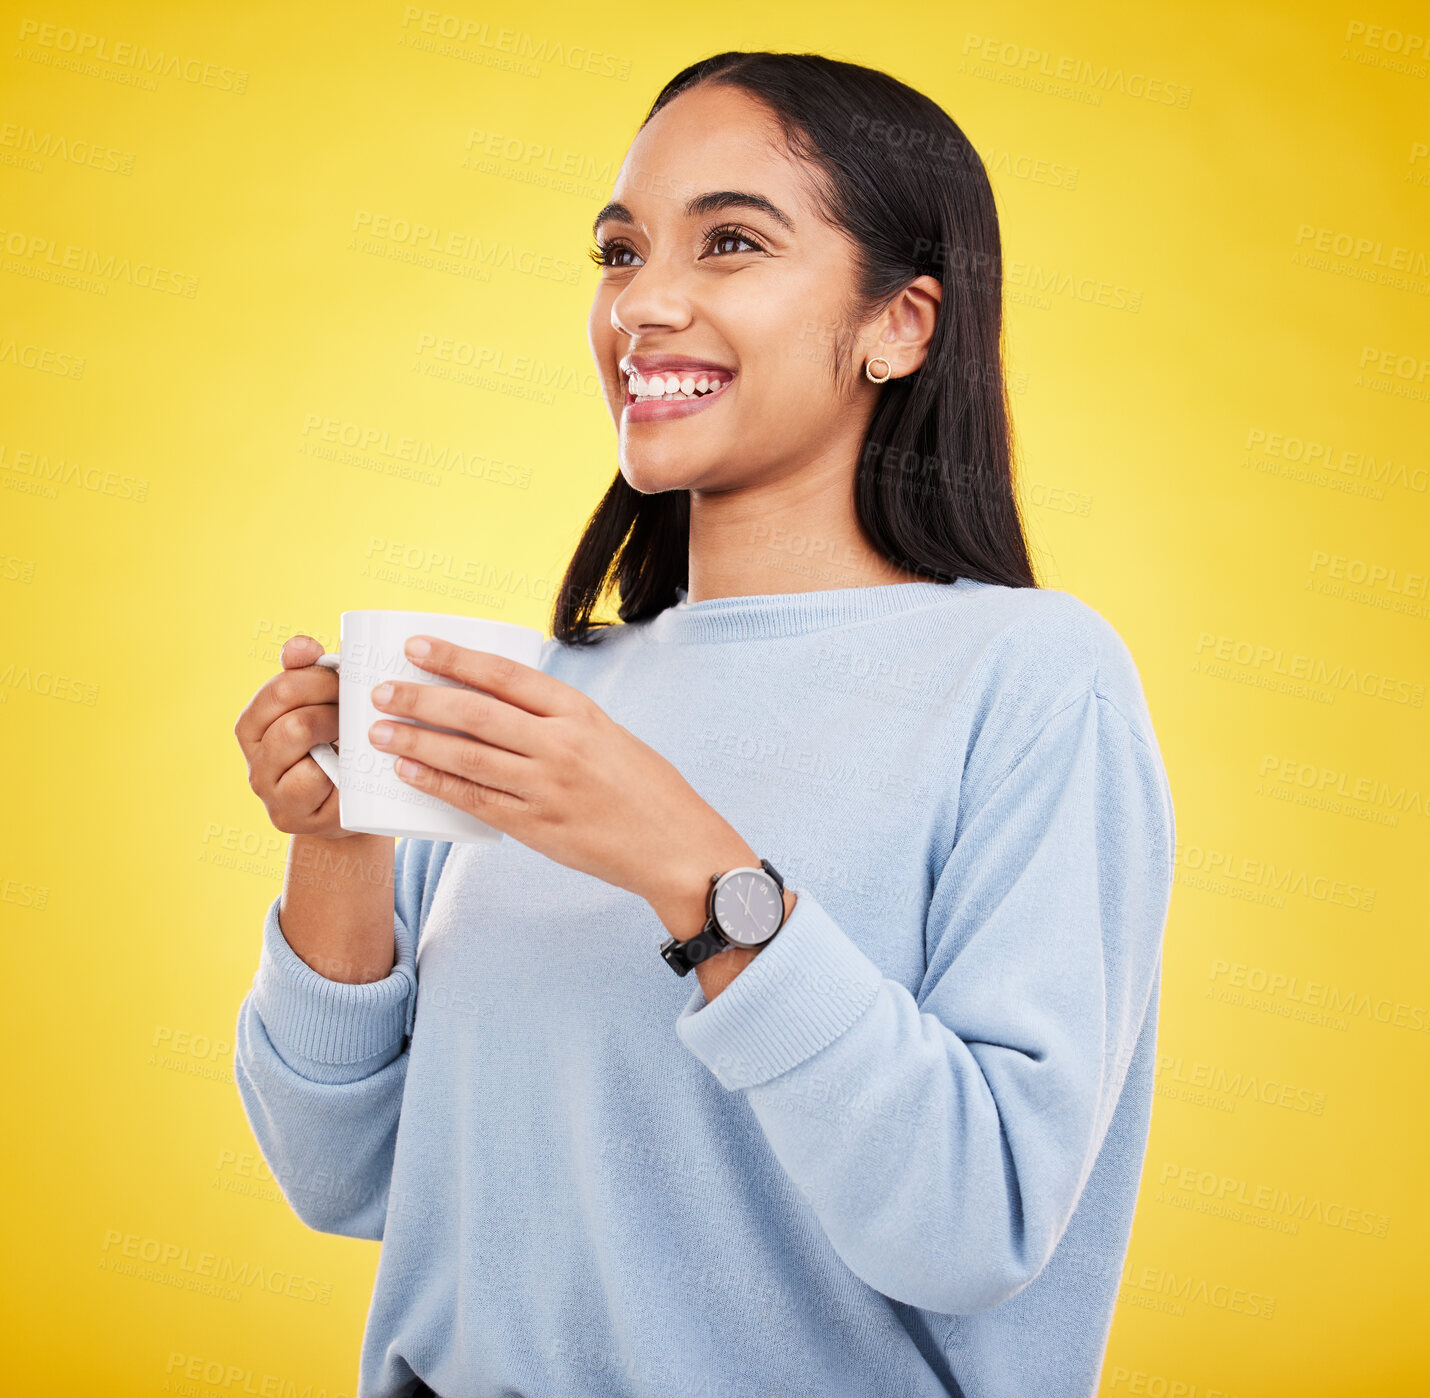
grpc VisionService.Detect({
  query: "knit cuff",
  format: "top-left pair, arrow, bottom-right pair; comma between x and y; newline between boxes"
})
675,887 -> 884,1091
249,892 -> 417,1084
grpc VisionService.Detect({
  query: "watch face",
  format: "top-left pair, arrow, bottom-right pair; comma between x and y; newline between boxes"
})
712,869 -> 784,948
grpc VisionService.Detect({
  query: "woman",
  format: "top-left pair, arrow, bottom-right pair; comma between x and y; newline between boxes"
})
234,51 -> 1175,1398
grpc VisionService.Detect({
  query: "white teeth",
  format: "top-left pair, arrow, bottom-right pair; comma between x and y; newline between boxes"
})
625,370 -> 730,403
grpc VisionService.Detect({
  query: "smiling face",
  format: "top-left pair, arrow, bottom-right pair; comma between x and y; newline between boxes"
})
587,83 -> 879,496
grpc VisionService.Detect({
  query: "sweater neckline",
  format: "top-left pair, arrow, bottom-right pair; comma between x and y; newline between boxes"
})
642,578 -> 977,644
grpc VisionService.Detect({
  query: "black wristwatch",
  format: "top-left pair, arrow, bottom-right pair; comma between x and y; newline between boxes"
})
660,859 -> 788,977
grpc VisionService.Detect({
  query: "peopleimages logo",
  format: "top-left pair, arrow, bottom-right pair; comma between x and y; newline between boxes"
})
0,338 -> 85,378
99,1228 -> 332,1304
1257,752 -> 1430,822
0,441 -> 149,502
1172,840 -> 1375,912
1155,1054 -> 1326,1115
1244,426 -> 1428,497
1209,957 -> 1430,1034
1294,223 -> 1430,273
1307,549 -> 1427,595
15,19 -> 249,92
1156,1163 -> 1390,1239
0,120 -> 135,174
397,6 -> 631,81
959,33 -> 1193,107
1192,631 -> 1425,707
351,210 -> 581,284
0,224 -> 198,296
164,1352 -> 350,1398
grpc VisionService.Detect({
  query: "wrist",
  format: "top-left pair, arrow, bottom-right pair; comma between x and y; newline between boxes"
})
646,834 -> 762,942
294,828 -> 390,848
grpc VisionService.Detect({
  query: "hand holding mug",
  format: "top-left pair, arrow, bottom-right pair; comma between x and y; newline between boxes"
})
233,634 -> 352,840
276,610 -> 546,844
370,634 -> 750,910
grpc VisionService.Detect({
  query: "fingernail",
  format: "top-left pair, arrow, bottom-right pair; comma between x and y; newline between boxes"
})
370,722 -> 394,744
373,683 -> 394,703
406,636 -> 432,657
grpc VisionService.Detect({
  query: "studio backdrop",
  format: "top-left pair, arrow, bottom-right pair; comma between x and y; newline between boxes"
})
3,1 -> 1425,1393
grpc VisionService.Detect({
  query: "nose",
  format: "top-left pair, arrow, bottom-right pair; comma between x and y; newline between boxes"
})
608,255 -> 694,337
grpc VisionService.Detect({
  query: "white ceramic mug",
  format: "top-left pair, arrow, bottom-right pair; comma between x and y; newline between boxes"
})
307,609 -> 546,844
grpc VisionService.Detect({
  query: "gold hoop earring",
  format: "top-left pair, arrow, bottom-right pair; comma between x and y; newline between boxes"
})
865,357 -> 892,384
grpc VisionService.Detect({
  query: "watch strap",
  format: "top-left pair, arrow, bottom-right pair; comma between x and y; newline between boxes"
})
659,924 -> 729,977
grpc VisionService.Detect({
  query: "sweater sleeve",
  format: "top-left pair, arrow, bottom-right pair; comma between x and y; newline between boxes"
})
674,685 -> 1174,1315
232,837 -> 450,1240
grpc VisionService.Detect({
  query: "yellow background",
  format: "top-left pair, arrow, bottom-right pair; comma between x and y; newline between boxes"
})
4,1 -> 1426,1392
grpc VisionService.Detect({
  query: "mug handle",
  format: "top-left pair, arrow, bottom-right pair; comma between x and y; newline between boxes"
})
308,652 -> 342,786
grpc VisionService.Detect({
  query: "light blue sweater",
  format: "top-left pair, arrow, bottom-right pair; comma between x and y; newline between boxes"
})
234,579 -> 1175,1398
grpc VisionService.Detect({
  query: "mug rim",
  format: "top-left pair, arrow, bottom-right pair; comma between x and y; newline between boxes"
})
337,608 -> 546,638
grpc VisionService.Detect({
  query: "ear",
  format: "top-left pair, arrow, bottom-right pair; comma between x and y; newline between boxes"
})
868,275 -> 943,378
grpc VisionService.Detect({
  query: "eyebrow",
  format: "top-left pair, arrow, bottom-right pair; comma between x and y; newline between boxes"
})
592,190 -> 794,239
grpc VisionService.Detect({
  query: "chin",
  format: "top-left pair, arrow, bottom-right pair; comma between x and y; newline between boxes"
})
618,460 -> 700,496
617,445 -> 715,496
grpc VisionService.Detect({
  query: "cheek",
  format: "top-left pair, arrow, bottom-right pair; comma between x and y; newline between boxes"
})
587,302 -> 624,404
720,279 -> 841,403
587,298 -> 611,360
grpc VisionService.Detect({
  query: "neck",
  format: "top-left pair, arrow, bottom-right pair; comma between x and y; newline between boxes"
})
682,459 -> 926,604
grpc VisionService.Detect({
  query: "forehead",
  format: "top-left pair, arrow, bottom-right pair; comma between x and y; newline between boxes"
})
610,84 -> 806,216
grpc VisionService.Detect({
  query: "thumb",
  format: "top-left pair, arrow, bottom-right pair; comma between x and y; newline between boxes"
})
280,634 -> 324,669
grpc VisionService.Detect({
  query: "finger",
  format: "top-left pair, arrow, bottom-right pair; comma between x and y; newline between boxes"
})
391,754 -> 532,832
371,677 -> 543,758
271,744 -> 342,819
371,718 -> 535,802
234,656 -> 337,753
281,634 -> 326,669
402,636 -> 572,718
248,702 -> 339,797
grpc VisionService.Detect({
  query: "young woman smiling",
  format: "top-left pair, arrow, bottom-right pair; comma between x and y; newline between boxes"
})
234,51 -> 1174,1398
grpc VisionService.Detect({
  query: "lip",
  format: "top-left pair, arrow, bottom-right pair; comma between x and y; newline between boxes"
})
619,353 -> 735,378
619,355 -> 737,423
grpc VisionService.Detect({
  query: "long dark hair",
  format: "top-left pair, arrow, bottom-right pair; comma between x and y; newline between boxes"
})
550,50 -> 1037,645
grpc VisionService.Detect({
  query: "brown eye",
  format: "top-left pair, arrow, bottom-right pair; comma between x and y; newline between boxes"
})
588,240 -> 641,269
704,224 -> 764,257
